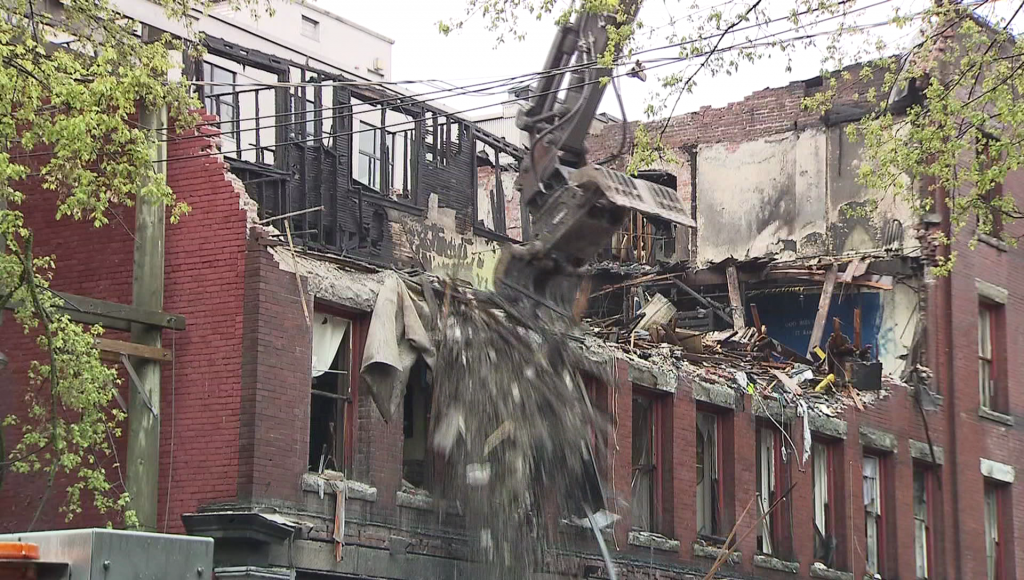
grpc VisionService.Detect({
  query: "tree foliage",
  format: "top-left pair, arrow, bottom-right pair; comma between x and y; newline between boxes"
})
444,0 -> 1024,273
0,0 -> 262,527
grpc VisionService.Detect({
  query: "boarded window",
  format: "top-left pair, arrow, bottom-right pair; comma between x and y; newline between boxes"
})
309,314 -> 352,472
696,412 -> 719,537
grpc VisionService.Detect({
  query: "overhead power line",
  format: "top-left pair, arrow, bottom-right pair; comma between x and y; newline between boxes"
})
150,18 -> 901,166
172,0 -> 899,143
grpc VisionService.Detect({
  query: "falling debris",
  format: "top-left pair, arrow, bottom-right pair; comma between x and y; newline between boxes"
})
425,280 -> 609,580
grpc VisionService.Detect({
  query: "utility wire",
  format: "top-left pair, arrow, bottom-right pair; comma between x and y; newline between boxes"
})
16,3 -> 903,170
166,1 -> 902,144
18,15 -> 900,173
157,14 -> 902,157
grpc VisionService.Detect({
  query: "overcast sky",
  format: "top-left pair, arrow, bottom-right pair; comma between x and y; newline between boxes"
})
324,0 -> 1017,123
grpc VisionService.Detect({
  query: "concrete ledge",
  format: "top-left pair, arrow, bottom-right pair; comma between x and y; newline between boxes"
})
979,407 -> 1015,427
753,554 -> 800,574
692,542 -> 741,565
628,360 -> 677,393
214,566 -> 293,580
809,563 -> 854,580
976,278 -> 1009,304
627,531 -> 680,552
981,458 -> 1016,484
396,490 -> 462,515
859,426 -> 897,453
978,234 -> 1010,252
808,412 -> 847,440
753,397 -> 796,423
692,380 -> 741,410
909,440 -> 944,465
300,473 -> 378,502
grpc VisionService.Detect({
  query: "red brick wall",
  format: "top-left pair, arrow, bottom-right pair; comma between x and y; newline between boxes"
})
237,238 -> 312,504
588,63 -> 883,161
0,111 -> 250,533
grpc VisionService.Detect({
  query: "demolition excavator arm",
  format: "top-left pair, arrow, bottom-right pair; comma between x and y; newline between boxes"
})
497,9 -> 695,315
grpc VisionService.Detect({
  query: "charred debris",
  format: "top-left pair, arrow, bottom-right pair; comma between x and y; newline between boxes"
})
585,254 -> 921,413
584,252 -> 918,414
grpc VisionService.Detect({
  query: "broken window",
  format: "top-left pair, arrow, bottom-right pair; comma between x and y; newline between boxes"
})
357,121 -> 384,191
202,62 -> 238,140
611,211 -> 676,264
631,391 -> 659,532
402,358 -> 433,489
979,301 -> 1005,412
756,425 -> 783,556
914,465 -> 932,579
984,480 -> 1008,580
864,454 -> 882,576
309,313 -> 352,472
696,411 -> 719,538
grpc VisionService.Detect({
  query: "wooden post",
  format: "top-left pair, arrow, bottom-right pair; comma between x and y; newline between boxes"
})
725,264 -> 744,331
126,102 -> 167,531
807,264 -> 839,357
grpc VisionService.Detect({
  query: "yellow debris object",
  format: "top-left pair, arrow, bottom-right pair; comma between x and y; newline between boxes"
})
814,373 -> 836,393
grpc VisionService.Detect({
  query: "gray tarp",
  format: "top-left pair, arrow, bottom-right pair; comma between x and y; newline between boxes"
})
360,273 -> 435,421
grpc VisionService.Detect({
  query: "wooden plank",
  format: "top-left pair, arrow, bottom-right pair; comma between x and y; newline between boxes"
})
725,265 -> 744,331
807,264 -> 839,357
854,307 -> 862,349
670,278 -> 733,325
93,337 -> 172,362
750,303 -> 762,333
50,291 -> 185,330
840,257 -> 861,283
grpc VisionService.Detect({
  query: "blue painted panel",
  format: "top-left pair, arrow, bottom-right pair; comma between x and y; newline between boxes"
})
745,290 -> 882,359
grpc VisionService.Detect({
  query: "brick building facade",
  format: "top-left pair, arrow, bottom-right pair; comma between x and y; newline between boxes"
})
2,39 -> 1023,580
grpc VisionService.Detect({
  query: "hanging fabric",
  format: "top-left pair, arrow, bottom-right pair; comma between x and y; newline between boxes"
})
312,313 -> 349,377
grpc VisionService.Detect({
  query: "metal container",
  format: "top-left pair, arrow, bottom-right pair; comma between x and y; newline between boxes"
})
0,528 -> 213,580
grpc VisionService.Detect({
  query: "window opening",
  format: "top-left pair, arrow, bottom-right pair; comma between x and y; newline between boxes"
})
309,314 -> 351,473
202,62 -> 238,142
864,454 -> 881,576
631,393 -> 657,532
914,466 -> 931,579
301,15 -> 320,40
402,358 -> 433,489
756,425 -> 778,555
813,440 -> 835,567
696,411 -> 719,537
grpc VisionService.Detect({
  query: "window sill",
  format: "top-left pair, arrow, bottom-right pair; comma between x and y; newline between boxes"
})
809,563 -> 854,580
979,407 -> 1015,426
752,554 -> 800,574
692,541 -> 741,566
978,233 -> 1009,252
627,531 -> 680,552
300,472 -> 377,502
395,489 -> 462,516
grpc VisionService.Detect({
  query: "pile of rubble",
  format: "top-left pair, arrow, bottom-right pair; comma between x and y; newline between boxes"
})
585,290 -> 898,414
